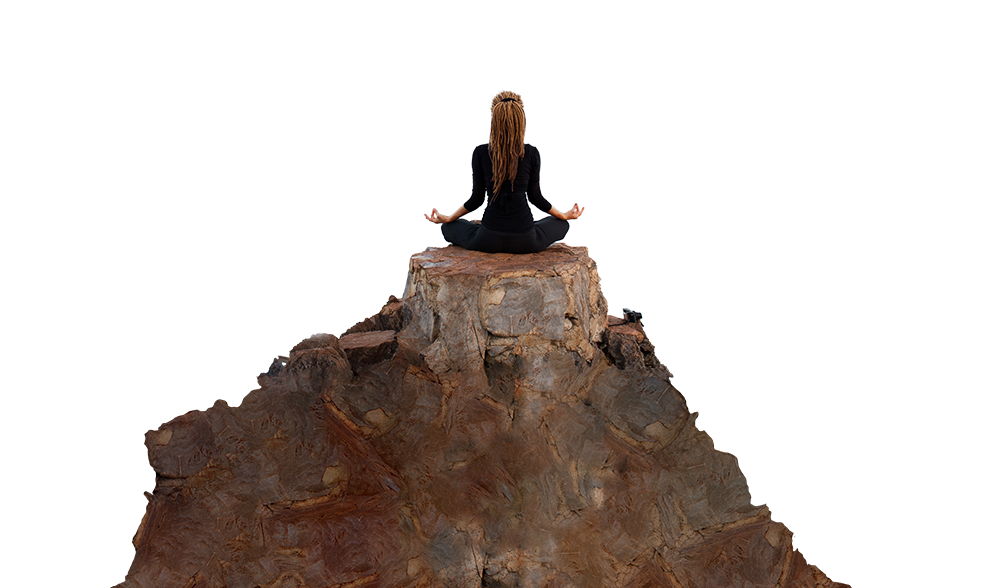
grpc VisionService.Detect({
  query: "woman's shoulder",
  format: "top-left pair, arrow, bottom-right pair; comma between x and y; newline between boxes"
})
472,144 -> 489,161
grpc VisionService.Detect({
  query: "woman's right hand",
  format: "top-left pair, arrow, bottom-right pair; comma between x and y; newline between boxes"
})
563,203 -> 585,220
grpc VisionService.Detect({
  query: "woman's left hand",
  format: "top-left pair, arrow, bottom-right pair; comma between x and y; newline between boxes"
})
424,208 -> 452,224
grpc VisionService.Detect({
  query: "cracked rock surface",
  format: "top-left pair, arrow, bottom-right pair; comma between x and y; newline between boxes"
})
118,245 -> 849,588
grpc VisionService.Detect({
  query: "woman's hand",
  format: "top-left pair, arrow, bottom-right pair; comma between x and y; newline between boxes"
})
566,204 -> 584,220
424,208 -> 452,224
549,204 -> 585,221
425,206 -> 469,224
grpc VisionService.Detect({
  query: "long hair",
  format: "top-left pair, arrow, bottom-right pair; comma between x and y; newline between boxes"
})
489,91 -> 526,198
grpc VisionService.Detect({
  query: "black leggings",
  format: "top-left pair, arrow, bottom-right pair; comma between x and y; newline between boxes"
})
441,217 -> 570,254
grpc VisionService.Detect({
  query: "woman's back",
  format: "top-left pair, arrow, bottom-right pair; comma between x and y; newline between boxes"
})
468,143 -> 551,234
474,143 -> 538,197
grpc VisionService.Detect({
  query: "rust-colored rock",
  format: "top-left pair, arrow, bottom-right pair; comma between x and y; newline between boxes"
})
604,316 -> 670,376
340,330 -> 398,368
118,244 -> 848,588
344,296 -> 410,336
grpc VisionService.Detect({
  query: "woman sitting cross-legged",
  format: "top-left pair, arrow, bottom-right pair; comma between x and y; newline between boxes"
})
424,91 -> 584,254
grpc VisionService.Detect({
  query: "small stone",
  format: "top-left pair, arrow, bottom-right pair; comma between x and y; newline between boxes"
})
148,429 -> 172,446
322,465 -> 346,486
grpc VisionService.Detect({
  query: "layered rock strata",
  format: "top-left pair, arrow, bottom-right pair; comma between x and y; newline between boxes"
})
118,244 -> 848,588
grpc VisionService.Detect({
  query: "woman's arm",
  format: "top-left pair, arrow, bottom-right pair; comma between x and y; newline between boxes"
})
468,146 -> 487,212
526,146 -> 554,213
424,147 -> 486,225
528,147 -> 583,220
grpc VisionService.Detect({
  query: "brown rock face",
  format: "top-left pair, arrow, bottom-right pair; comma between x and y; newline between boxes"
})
119,245 -> 848,588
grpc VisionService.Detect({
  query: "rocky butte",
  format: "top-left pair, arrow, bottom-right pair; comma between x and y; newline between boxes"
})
117,245 -> 849,588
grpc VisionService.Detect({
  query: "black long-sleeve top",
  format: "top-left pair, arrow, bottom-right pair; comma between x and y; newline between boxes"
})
463,143 -> 553,233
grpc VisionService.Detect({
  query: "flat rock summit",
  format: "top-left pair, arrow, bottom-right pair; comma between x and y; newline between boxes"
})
118,245 -> 849,588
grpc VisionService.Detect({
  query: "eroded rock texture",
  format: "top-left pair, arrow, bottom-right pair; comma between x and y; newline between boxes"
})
119,245 -> 848,588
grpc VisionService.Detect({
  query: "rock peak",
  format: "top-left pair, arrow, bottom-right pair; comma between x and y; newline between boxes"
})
117,246 -> 849,588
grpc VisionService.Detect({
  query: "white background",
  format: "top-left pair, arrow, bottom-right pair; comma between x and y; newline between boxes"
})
0,1 -> 1000,588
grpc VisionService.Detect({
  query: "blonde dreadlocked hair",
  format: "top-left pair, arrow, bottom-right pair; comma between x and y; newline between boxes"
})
489,91 -> 526,198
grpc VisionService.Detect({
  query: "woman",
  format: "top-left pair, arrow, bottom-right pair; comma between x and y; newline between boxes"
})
424,91 -> 584,254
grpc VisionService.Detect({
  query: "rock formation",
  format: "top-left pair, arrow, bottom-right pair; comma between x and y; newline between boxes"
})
117,245 -> 849,588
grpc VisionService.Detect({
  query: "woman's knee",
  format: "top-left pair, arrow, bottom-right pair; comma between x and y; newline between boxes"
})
441,223 -> 456,243
442,219 -> 480,248
543,217 -> 570,240
441,220 -> 464,242
554,218 -> 570,238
